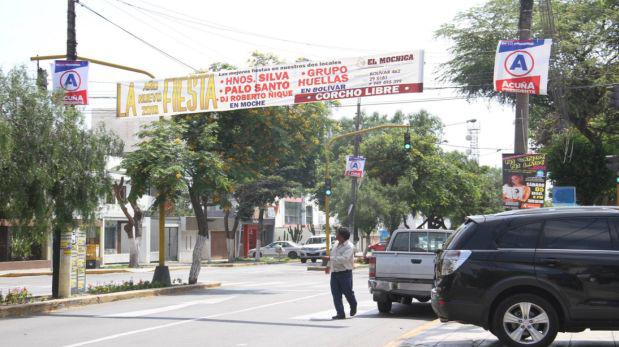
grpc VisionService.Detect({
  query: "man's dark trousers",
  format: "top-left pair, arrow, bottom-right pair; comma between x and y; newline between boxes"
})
330,269 -> 357,317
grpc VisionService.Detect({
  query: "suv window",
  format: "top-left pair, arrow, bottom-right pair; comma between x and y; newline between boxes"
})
391,232 -> 410,252
497,222 -> 542,249
410,232 -> 427,252
542,218 -> 612,250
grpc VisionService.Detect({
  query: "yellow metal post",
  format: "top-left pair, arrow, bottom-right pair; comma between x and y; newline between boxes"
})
30,54 -> 155,79
159,203 -> 165,266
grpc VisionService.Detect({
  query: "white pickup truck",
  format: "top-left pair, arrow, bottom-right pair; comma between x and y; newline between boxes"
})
368,229 -> 452,313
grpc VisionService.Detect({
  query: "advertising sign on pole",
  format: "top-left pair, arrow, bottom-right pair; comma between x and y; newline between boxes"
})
52,60 -> 89,105
345,155 -> 366,178
502,153 -> 547,210
493,39 -> 552,95
116,51 -> 424,117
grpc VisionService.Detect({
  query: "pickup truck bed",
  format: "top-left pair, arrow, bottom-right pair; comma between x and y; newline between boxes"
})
368,229 -> 451,313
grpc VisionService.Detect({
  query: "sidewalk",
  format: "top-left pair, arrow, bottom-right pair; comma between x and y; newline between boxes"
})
0,259 -> 295,277
392,321 -> 618,347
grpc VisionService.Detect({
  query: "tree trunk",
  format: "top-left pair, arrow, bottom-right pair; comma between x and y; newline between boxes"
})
255,207 -> 264,261
224,208 -> 235,262
188,186 -> 210,284
231,214 -> 241,261
113,178 -> 142,268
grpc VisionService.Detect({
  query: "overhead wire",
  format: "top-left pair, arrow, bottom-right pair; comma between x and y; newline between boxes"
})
77,0 -> 198,72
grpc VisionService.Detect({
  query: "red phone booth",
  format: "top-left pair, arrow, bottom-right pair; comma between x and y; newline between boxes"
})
242,224 -> 259,257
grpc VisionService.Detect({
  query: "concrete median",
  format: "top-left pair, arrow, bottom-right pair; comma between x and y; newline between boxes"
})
0,282 -> 221,319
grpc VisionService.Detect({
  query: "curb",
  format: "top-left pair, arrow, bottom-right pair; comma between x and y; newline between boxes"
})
0,261 -> 294,278
383,319 -> 441,347
307,264 -> 368,271
0,282 -> 221,319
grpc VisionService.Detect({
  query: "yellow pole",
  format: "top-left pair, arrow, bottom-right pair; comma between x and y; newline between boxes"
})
159,203 -> 165,266
30,54 -> 155,79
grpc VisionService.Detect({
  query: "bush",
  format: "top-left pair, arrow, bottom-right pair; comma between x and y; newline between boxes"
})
87,278 -> 184,295
0,287 -> 34,305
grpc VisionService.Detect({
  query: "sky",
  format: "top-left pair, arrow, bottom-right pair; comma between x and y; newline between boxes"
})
0,0 -> 516,167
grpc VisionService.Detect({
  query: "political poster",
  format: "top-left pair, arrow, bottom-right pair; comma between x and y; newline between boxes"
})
116,51 -> 424,117
502,153 -> 547,210
493,39 -> 552,95
52,60 -> 89,105
345,155 -> 366,178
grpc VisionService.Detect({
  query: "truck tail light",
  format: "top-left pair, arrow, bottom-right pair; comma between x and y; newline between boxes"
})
438,250 -> 471,277
369,256 -> 376,278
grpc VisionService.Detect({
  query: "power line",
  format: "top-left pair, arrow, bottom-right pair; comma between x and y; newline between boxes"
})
77,0 -> 198,72
115,0 -> 378,54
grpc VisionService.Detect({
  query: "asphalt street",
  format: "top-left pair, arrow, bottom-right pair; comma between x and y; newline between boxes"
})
0,263 -> 436,347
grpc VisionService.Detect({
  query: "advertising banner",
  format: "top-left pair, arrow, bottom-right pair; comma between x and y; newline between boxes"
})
493,39 -> 552,95
52,60 -> 89,105
502,153 -> 547,209
345,155 -> 366,178
116,51 -> 424,117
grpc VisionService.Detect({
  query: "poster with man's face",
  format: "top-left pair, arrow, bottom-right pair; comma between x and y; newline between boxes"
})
502,154 -> 547,210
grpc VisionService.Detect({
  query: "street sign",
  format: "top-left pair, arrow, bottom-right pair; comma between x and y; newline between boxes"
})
116,51 -> 424,117
52,60 -> 89,105
552,186 -> 576,207
345,155 -> 366,178
493,39 -> 552,95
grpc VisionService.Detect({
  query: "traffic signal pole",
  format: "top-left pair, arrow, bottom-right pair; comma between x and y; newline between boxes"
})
323,124 -> 411,257
514,0 -> 534,154
350,99 -> 362,244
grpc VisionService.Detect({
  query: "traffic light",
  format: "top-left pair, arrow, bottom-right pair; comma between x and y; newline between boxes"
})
324,178 -> 332,197
609,85 -> 619,109
404,132 -> 411,150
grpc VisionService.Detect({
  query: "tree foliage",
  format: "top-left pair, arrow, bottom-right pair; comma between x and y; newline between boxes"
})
435,0 -> 618,203
0,67 -> 122,258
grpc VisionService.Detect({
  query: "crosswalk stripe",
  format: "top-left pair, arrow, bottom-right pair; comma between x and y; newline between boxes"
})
100,296 -> 237,318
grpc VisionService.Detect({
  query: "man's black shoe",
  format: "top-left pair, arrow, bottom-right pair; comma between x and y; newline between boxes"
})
331,315 -> 345,320
350,305 -> 357,317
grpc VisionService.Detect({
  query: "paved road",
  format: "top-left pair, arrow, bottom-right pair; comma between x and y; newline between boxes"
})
0,263 -> 436,347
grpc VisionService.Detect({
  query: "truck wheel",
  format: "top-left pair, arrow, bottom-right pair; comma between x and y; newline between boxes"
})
417,297 -> 430,303
301,258 -> 307,263
402,297 -> 412,305
492,294 -> 558,347
311,258 -> 317,263
377,301 -> 392,313
288,251 -> 298,259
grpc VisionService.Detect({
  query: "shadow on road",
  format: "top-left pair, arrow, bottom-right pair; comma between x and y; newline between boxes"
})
42,312 -> 349,330
356,302 -> 436,321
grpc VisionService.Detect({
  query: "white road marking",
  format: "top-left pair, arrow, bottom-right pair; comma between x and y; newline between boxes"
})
63,292 -> 330,347
101,296 -> 236,318
290,301 -> 375,320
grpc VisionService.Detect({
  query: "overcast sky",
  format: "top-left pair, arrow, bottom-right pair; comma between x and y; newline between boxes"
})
0,0 -> 515,167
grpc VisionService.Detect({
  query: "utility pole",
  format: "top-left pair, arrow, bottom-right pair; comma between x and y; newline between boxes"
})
350,99 -> 361,244
53,0 -> 78,299
514,0 -> 534,154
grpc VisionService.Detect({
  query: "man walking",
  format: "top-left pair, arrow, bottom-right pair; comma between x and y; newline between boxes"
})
324,227 -> 357,320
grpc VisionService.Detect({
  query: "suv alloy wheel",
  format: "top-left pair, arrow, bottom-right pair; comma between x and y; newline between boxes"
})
493,294 -> 558,347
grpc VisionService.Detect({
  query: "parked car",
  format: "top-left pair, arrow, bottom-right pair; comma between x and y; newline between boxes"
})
368,229 -> 451,313
299,234 -> 336,263
248,241 -> 301,258
432,207 -> 619,347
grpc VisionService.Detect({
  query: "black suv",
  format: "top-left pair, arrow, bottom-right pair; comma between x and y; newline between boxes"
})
431,207 -> 619,347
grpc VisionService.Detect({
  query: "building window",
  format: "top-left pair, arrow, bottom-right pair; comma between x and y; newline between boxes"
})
285,201 -> 302,225
305,205 -> 313,225
104,220 -> 119,254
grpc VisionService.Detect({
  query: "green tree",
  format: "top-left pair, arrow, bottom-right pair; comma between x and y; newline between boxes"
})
123,118 -> 228,284
435,0 -> 618,203
0,66 -> 122,266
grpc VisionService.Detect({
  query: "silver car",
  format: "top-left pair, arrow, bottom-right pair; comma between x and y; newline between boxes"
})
249,241 -> 302,258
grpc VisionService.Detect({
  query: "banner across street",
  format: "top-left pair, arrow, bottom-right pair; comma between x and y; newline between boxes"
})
116,51 -> 424,117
